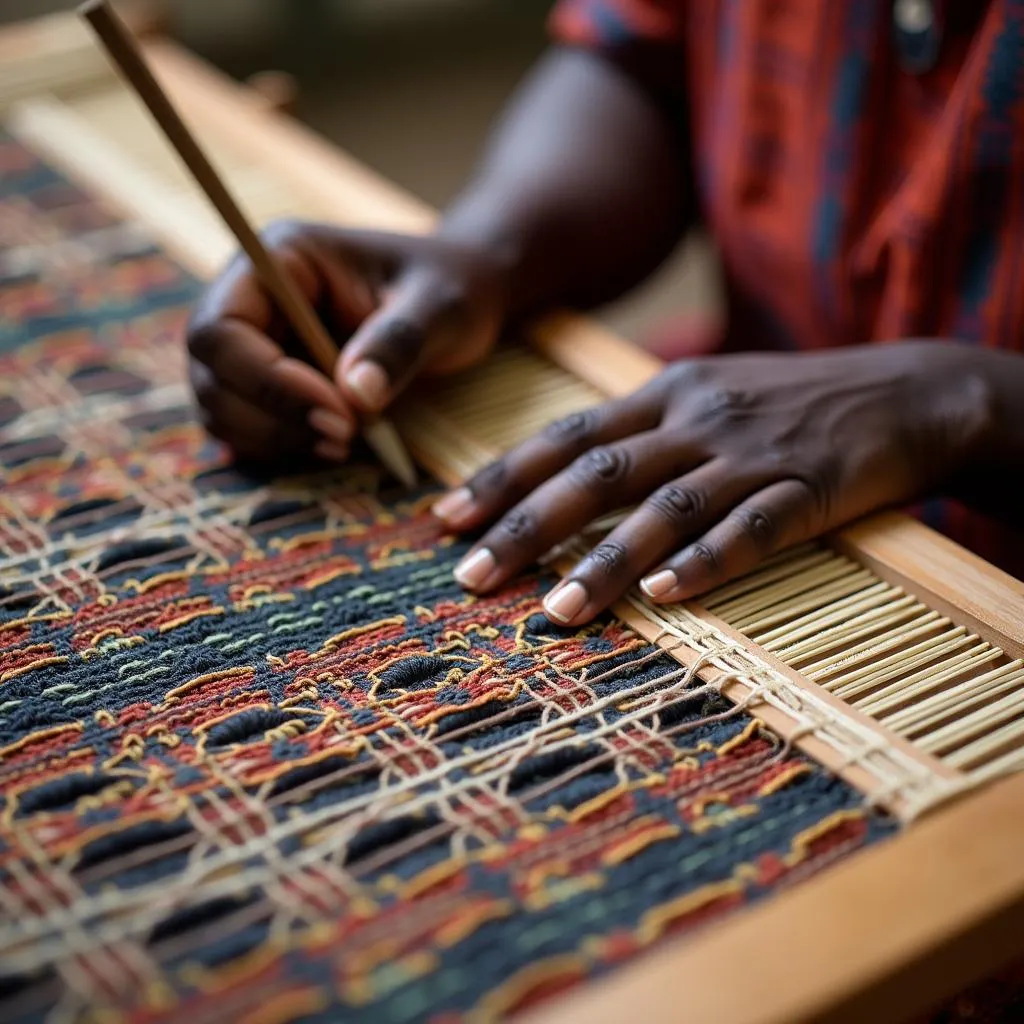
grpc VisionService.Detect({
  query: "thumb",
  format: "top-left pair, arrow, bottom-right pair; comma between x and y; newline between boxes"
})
335,267 -> 452,414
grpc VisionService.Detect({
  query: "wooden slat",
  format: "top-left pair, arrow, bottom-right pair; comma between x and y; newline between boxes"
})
145,39 -> 435,234
0,17 -> 111,107
531,312 -> 664,396
0,10 -> 103,63
0,6 -> 162,108
833,513 -> 1024,662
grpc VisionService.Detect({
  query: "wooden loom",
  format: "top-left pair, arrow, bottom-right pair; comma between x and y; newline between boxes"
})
2,10 -> 1024,1023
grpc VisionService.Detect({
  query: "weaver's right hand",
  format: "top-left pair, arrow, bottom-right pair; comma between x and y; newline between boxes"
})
187,219 -> 509,465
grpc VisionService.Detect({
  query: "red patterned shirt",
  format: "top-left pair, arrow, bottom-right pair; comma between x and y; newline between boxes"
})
550,0 -> 1024,575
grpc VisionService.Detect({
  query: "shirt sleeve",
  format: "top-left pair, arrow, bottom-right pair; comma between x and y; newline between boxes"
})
548,0 -> 687,53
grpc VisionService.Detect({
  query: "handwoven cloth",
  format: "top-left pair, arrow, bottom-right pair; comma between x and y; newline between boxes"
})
0,133 -> 895,1024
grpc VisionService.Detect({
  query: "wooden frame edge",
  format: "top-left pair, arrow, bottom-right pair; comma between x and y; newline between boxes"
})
0,5 -> 162,66
144,39 -> 435,233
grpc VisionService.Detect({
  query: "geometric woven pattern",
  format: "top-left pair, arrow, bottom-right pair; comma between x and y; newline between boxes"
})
0,133 -> 896,1023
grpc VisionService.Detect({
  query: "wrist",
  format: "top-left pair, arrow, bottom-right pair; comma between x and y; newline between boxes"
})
438,185 -> 565,323
970,346 -> 1024,467
438,191 -> 523,275
924,343 -> 1022,514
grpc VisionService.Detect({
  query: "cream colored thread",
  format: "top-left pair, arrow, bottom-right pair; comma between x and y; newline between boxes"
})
0,654 -> 711,962
624,596 -> 948,814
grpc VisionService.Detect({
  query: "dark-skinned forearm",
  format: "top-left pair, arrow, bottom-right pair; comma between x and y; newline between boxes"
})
438,46 -> 694,321
949,347 -> 1024,524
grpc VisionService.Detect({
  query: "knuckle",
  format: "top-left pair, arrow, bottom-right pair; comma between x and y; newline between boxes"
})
495,508 -> 538,544
467,459 -> 508,499
425,274 -> 469,318
582,541 -> 629,579
730,505 -> 777,550
694,386 -> 752,426
368,318 -> 425,377
647,483 -> 706,528
746,444 -> 789,475
569,445 -> 631,488
543,409 -> 600,447
686,541 -> 720,573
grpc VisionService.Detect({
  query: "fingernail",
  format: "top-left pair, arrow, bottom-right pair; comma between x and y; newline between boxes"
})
432,487 -> 475,525
309,408 -> 354,445
454,547 -> 497,590
544,580 -> 588,624
315,439 -> 350,463
640,569 -> 677,599
344,361 -> 389,410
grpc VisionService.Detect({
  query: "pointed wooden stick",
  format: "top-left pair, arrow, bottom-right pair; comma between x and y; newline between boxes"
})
78,0 -> 417,488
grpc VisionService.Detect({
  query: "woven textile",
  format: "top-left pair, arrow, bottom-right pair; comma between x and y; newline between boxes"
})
0,133 -> 896,1024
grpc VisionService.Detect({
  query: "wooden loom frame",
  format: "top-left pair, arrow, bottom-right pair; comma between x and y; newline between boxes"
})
1,12 -> 1024,1023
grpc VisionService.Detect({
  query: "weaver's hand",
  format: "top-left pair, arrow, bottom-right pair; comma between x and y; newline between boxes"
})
187,220 -> 508,464
434,343 -> 994,625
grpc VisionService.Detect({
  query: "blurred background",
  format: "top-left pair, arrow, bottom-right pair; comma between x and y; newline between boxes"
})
0,0 -> 718,345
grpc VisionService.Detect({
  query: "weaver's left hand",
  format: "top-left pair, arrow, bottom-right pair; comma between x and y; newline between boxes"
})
432,342 -> 994,625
